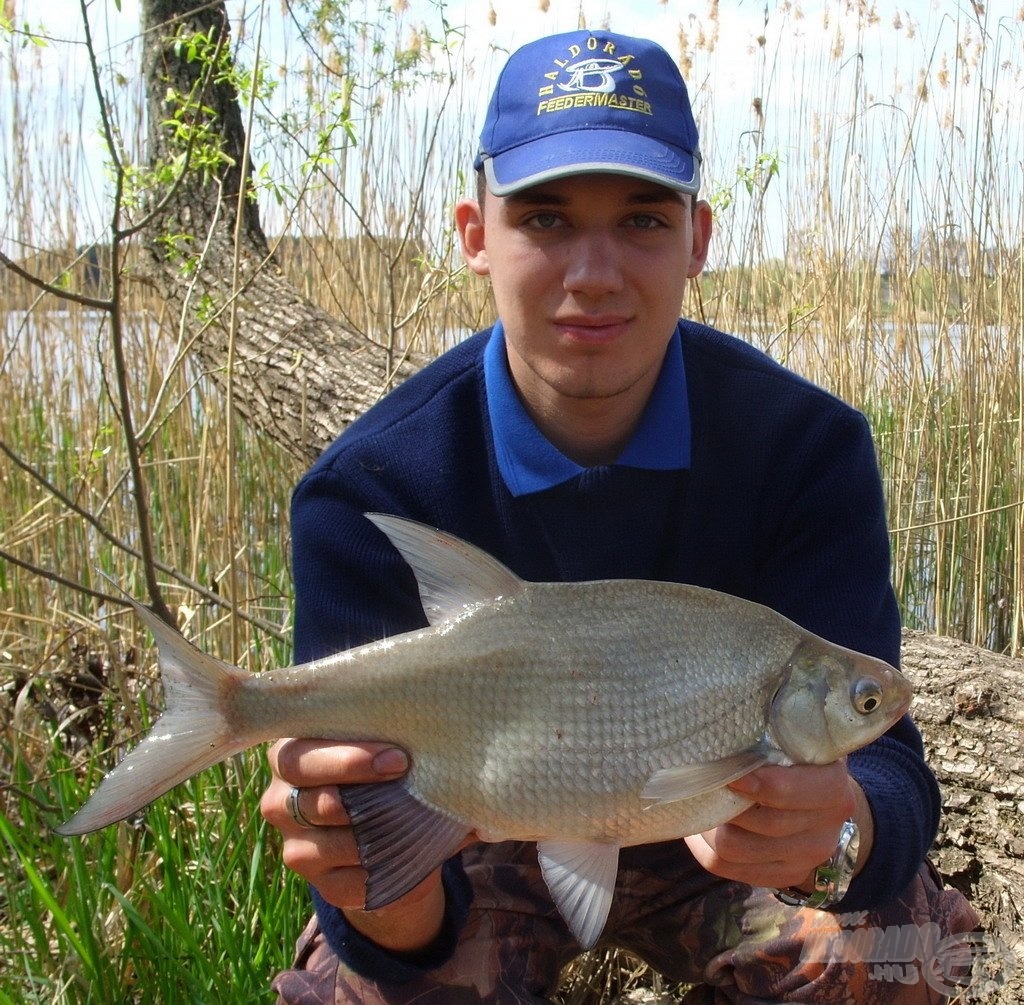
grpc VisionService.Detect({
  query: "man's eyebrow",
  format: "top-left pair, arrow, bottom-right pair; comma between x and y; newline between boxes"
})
504,189 -> 570,207
628,189 -> 688,206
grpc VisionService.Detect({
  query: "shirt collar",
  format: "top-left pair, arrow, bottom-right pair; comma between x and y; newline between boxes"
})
484,319 -> 691,497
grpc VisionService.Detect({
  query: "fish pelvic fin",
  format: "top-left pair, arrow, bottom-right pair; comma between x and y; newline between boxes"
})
339,781 -> 471,909
365,514 -> 525,625
537,839 -> 620,950
55,596 -> 250,836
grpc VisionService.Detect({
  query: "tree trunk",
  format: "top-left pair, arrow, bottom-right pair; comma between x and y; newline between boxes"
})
901,631 -> 1024,925
139,0 -> 417,464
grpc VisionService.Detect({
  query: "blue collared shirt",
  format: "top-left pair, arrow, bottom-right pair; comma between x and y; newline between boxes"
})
484,319 -> 692,497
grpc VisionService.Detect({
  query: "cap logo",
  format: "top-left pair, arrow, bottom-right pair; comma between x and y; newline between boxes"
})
537,39 -> 652,118
558,58 -> 623,95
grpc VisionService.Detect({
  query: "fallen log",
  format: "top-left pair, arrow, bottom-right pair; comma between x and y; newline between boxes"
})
901,629 -> 1024,998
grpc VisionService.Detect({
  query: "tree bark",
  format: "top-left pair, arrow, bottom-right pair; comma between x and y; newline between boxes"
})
898,630 -> 1024,997
901,631 -> 1024,928
139,0 -> 417,464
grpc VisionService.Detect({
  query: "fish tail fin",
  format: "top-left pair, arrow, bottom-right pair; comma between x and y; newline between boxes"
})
55,597 -> 250,836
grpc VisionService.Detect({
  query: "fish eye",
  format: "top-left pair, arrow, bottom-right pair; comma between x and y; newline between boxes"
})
852,677 -> 883,715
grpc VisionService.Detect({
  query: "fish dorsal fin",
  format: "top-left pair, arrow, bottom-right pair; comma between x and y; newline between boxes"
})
340,780 -> 471,911
536,839 -> 620,950
366,514 -> 525,625
640,748 -> 770,804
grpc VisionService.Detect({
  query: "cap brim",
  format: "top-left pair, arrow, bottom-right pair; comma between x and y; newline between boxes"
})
481,129 -> 700,197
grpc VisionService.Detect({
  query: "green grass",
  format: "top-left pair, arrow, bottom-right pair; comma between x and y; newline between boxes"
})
2,741 -> 306,1003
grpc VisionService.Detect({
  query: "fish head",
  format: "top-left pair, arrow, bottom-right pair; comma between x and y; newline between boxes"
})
769,639 -> 913,763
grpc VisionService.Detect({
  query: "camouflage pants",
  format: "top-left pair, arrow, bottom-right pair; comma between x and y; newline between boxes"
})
272,840 -> 981,1004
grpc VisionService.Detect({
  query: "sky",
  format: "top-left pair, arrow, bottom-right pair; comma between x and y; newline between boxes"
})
1,0 -> 1020,259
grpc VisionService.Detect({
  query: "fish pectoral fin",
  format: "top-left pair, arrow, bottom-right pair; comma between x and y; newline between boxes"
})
340,781 -> 471,911
536,839 -> 619,951
640,748 -> 769,804
365,513 -> 525,625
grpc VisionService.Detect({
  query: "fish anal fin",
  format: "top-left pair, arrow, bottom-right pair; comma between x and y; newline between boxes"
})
365,514 -> 525,626
641,749 -> 769,804
536,839 -> 619,950
340,781 -> 471,910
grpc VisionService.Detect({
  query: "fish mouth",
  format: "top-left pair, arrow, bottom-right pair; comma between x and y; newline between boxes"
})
883,665 -> 914,722
892,693 -> 913,721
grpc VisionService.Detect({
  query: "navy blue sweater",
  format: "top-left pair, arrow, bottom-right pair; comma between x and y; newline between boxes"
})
289,321 -> 939,981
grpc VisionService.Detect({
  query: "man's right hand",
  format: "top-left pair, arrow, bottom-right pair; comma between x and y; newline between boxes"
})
261,738 -> 450,954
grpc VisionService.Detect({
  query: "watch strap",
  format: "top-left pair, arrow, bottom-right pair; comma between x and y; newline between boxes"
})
775,818 -> 860,910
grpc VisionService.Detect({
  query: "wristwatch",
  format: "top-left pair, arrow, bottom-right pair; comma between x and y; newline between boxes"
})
775,818 -> 860,910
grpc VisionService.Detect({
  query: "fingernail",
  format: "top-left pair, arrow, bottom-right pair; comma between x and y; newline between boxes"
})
372,748 -> 409,775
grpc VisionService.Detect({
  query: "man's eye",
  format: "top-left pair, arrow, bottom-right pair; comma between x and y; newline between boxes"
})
526,212 -> 562,229
629,213 -> 663,230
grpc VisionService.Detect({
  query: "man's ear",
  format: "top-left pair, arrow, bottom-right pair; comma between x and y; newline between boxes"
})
687,199 -> 713,278
455,198 -> 489,276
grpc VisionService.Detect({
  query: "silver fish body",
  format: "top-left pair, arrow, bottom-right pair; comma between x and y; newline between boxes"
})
58,514 -> 912,949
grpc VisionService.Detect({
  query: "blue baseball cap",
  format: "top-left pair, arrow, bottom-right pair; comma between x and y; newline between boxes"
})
475,30 -> 701,196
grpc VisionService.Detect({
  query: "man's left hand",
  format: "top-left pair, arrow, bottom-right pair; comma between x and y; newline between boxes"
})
684,760 -> 873,892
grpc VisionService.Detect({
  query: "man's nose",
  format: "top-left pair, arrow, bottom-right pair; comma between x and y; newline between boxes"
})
562,232 -> 625,296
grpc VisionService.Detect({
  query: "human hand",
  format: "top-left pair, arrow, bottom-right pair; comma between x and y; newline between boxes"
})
261,738 -> 449,953
684,760 -> 873,892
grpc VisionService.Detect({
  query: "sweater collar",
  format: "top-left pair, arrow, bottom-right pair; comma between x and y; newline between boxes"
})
484,319 -> 691,497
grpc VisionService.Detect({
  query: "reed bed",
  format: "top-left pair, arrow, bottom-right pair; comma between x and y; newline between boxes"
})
1,1 -> 1022,1001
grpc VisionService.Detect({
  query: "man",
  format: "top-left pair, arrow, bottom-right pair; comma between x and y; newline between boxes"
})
263,29 -> 978,1003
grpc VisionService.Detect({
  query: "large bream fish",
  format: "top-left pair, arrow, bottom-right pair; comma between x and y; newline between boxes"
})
59,514 -> 912,948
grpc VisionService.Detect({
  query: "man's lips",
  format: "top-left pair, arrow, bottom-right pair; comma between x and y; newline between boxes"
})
554,316 -> 632,342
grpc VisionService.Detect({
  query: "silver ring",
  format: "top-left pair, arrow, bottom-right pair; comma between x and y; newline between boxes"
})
287,786 -> 315,829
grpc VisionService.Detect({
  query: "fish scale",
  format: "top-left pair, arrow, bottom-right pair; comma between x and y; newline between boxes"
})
57,513 -> 912,950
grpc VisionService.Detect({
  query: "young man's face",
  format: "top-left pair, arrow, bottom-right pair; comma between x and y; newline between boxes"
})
457,173 -> 711,450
